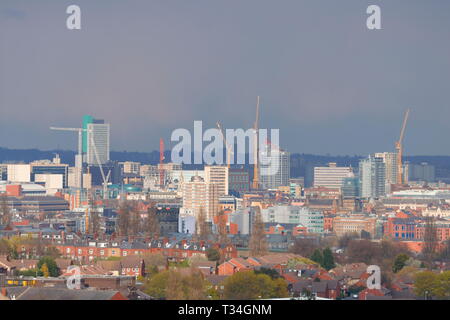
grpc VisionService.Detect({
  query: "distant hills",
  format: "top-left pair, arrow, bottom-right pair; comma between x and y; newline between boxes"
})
1,147 -> 450,181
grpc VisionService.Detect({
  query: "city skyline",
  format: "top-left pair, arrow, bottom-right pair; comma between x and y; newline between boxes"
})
1,0 -> 450,155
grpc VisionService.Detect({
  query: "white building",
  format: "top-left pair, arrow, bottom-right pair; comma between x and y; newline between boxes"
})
313,163 -> 354,189
359,155 -> 386,199
204,165 -> 229,196
86,120 -> 110,165
181,175 -> 219,222
7,164 -> 31,183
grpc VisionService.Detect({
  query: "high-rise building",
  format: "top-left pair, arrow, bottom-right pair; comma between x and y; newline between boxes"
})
374,152 -> 398,189
83,115 -> 110,165
359,155 -> 386,199
259,146 -> 290,189
341,176 -> 360,199
181,175 -> 219,222
228,168 -> 250,196
408,162 -> 435,182
204,165 -> 229,196
313,162 -> 354,189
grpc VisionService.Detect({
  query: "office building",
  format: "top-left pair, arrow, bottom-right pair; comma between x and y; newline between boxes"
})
259,146 -> 290,189
181,175 -> 219,222
313,162 -> 354,189
7,164 -> 31,183
83,115 -> 110,165
31,159 -> 69,188
374,152 -> 398,186
333,215 -> 377,238
359,155 -> 386,199
120,161 -> 141,175
228,168 -> 250,196
341,176 -> 359,199
408,162 -> 435,182
204,165 -> 229,196
261,205 -> 324,234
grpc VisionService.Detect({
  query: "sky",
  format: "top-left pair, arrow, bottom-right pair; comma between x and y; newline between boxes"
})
1,0 -> 450,156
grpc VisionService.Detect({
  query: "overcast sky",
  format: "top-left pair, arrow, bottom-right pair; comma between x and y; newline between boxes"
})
1,0 -> 450,156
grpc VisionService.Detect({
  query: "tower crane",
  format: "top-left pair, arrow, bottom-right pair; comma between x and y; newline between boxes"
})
216,121 -> 233,168
50,127 -> 87,190
159,138 -> 165,188
252,96 -> 260,189
395,109 -> 410,184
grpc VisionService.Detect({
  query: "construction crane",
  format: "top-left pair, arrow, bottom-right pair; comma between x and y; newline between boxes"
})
216,121 -> 233,168
395,109 -> 410,184
50,127 -> 87,190
159,138 -> 165,188
252,96 -> 260,189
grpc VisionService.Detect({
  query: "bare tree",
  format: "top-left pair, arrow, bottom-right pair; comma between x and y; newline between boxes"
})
249,207 -> 268,257
196,208 -> 211,240
88,194 -> 101,237
128,203 -> 141,236
0,194 -> 11,226
216,210 -> 229,244
146,206 -> 160,238
117,201 -> 131,236
422,216 -> 438,268
289,238 -> 319,257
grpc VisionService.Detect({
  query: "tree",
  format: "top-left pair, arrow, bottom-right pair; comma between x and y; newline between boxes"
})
196,208 -> 211,240
254,267 -> 281,280
206,248 -> 220,262
143,270 -> 170,299
216,210 -> 229,244
117,201 -> 131,236
346,240 -> 381,264
433,271 -> 450,299
222,270 -> 288,300
0,239 -> 13,256
142,252 -> 166,274
289,238 -> 319,257
322,247 -> 336,270
88,195 -> 101,236
143,269 -> 209,300
338,232 -> 359,249
37,256 -> 60,277
438,240 -> 450,261
310,249 -> 323,266
249,208 -> 268,257
40,263 -> 50,278
413,271 -> 438,299
146,206 -> 160,238
392,253 -> 409,273
0,194 -> 11,226
422,216 -> 438,268
128,203 -> 141,236
166,270 -> 186,300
